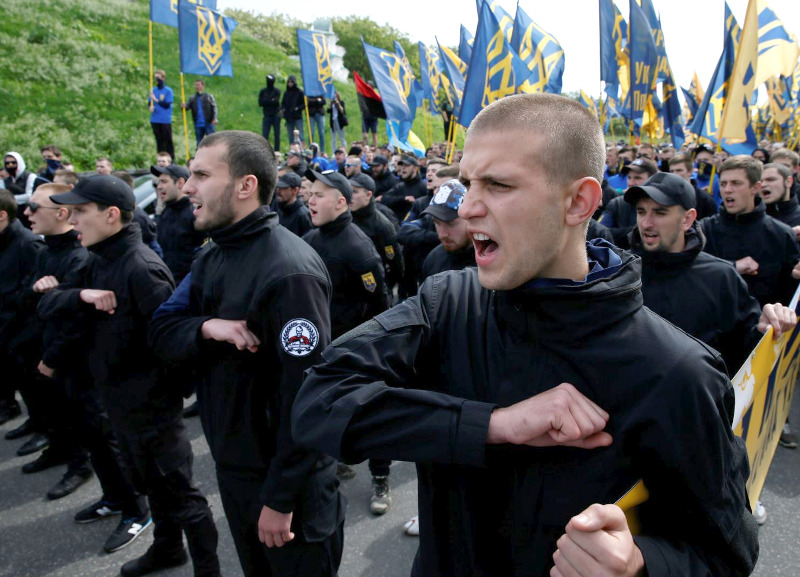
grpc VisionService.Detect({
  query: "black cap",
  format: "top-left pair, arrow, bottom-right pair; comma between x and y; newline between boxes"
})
276,172 -> 302,189
621,158 -> 658,176
150,163 -> 190,181
334,147 -> 346,155
422,179 -> 467,222
624,172 -> 696,210
348,146 -> 363,157
397,155 -> 419,167
369,154 -> 388,167
51,174 -> 136,211
306,169 -> 353,202
287,150 -> 302,158
349,173 -> 375,192
695,143 -> 715,156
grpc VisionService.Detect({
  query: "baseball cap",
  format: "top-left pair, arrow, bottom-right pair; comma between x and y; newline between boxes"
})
276,172 -> 302,189
306,169 -> 353,203
621,158 -> 658,176
624,172 -> 696,210
397,155 -> 419,167
287,150 -> 302,158
422,179 -> 467,222
150,163 -> 190,181
369,154 -> 388,167
349,173 -> 375,192
51,174 -> 136,211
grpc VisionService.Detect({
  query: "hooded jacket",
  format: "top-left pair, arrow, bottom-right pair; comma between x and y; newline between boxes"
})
281,75 -> 305,121
630,224 -> 762,374
294,242 -> 758,577
3,151 -> 46,204
766,195 -> 800,228
258,76 -> 281,117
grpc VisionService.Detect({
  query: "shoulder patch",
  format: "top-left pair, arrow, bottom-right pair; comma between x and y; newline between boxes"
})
361,272 -> 377,293
384,245 -> 395,260
280,318 -> 319,357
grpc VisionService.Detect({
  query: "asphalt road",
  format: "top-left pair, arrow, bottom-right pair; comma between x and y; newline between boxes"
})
1,389 -> 798,577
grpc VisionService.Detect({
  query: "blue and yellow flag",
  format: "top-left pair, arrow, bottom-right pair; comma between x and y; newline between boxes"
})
459,25 -> 474,65
766,76 -> 792,125
387,120 -> 426,157
580,90 -> 599,119
459,0 -> 532,127
638,0 -> 671,83
394,41 -> 423,111
481,0 -> 514,42
628,0 -> 658,127
599,0 -> 620,93
362,39 -> 416,122
661,68 -> 685,148
178,0 -> 236,77
511,5 -> 565,94
754,0 -> 800,87
437,40 -> 467,111
151,0 -> 216,28
681,86 -> 699,122
724,0 -> 758,142
297,29 -> 335,99
418,42 -> 440,113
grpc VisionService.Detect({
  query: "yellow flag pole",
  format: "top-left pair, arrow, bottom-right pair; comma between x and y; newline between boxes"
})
148,21 -> 154,113
303,96 -> 313,149
179,73 -> 190,161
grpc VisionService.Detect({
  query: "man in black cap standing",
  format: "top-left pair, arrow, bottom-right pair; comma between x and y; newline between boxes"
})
380,155 -> 427,221
275,172 -> 313,237
39,175 -> 220,577
370,154 -> 397,197
421,179 -> 475,281
151,163 -> 205,284
599,157 -> 658,247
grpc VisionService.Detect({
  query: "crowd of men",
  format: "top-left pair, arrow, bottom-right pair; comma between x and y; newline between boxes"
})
2,91 -> 800,577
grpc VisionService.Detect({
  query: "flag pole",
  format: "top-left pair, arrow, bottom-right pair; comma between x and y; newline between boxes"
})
148,21 -> 154,113
303,96 -> 313,149
179,73 -> 190,161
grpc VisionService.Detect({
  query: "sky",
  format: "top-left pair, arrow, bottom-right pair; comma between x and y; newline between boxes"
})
218,0 -> 800,100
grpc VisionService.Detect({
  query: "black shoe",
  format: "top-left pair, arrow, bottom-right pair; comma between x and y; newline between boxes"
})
182,401 -> 199,418
337,462 -> 356,480
74,498 -> 122,524
5,418 -> 34,440
47,468 -> 94,500
120,546 -> 188,577
0,402 -> 21,426
104,512 -> 152,553
17,432 -> 50,456
22,448 -> 70,474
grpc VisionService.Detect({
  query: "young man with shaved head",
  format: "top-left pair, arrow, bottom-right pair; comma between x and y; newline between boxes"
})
294,94 -> 758,577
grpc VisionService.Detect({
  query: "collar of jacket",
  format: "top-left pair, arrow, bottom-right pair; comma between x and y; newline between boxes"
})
44,229 -> 81,251
209,205 -> 276,248
279,197 -> 305,216
402,174 -> 421,186
88,223 -> 142,259
165,195 -> 192,211
766,195 -> 799,217
719,196 -> 766,225
0,218 -> 26,248
352,200 -> 377,221
629,223 -> 705,272
319,210 -> 352,236
494,246 -> 643,342
448,243 -> 477,265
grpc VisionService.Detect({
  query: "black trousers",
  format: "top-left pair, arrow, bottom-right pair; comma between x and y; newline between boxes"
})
262,115 -> 281,151
151,122 -> 175,159
216,468 -> 343,577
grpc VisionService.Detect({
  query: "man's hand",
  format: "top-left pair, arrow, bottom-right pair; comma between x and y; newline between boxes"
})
792,225 -> 800,241
200,319 -> 260,352
37,361 -> 54,378
33,275 -> 59,293
486,383 -> 612,449
80,289 -> 117,314
404,195 -> 416,203
257,506 -> 294,548
758,303 -> 798,339
793,260 -> 800,280
736,256 -> 759,276
212,119 -> 218,125
551,504 -> 645,577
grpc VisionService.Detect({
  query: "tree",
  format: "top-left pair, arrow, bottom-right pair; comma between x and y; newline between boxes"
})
332,16 -> 420,82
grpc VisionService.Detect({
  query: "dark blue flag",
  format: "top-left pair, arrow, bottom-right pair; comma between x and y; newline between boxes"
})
151,0 -> 216,28
178,0 -> 237,77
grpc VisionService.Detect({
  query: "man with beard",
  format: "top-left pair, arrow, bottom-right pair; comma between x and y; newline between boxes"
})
421,179 -> 475,280
380,155 -> 427,221
149,131 -> 344,577
599,158 -> 658,247
285,150 -> 308,178
370,154 -> 397,196
275,172 -> 313,237
761,163 -> 800,238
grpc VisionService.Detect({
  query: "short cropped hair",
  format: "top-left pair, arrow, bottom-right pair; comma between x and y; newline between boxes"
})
41,145 -> 63,158
427,158 -> 449,169
0,189 -> 17,221
112,170 -> 135,189
436,165 -> 460,179
199,131 -> 277,206
53,169 -> 79,186
770,149 -> 800,168
466,93 -> 605,187
764,162 -> 792,181
669,154 -> 693,172
719,155 -> 763,185
95,203 -> 134,224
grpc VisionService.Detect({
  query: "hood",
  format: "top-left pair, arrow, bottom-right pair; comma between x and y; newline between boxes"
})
287,75 -> 298,89
4,151 -> 26,176
266,75 -> 275,88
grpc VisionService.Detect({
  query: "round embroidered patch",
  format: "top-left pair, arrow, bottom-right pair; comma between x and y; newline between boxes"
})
280,318 -> 319,357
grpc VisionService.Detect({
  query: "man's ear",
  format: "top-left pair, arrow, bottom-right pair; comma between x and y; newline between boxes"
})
565,177 -> 602,227
236,175 -> 259,202
682,208 -> 697,231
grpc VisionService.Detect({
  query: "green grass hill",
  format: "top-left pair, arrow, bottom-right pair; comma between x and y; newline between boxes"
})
0,0 -> 453,171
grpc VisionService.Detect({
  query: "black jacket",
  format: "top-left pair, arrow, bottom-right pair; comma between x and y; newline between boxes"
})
293,245 -> 757,577
352,200 -> 404,287
186,91 -> 218,125
766,195 -> 800,228
692,179 -> 718,220
306,95 -> 326,116
588,219 -> 614,243
38,224 -> 177,432
303,211 -> 389,339
599,195 -> 636,248
398,214 -> 440,284
381,174 -> 427,220
0,219 -> 44,344
631,225 -> 762,374
277,197 -> 313,237
281,82 -> 305,121
258,81 -> 281,117
149,207 -> 343,541
373,170 -> 398,196
421,243 -> 475,281
700,197 -> 800,306
157,196 -> 205,284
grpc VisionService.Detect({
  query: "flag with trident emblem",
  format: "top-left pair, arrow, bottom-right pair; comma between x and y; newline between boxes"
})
178,0 -> 237,77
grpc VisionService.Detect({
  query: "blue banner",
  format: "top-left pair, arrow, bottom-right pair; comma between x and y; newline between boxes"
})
511,5 -> 565,94
437,39 -> 467,112
151,0 -> 216,28
362,40 -> 416,122
297,29 -> 335,98
628,0 -> 658,126
178,0 -> 237,77
599,0 -> 619,92
394,41 -> 423,111
459,25 -> 474,65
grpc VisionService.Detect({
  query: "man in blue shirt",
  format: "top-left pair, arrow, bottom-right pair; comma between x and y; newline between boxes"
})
148,69 -> 175,159
182,79 -> 219,146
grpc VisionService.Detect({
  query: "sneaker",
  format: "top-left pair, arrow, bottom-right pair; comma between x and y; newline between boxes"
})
403,515 -> 420,536
780,423 -> 798,449
74,499 -> 123,524
337,462 -> 356,480
120,546 -> 188,577
370,476 -> 392,515
104,512 -> 153,553
754,501 -> 767,526
47,468 -> 94,500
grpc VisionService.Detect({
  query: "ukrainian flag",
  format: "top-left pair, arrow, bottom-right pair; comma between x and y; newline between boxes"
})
362,39 -> 416,123
177,0 -> 236,77
297,29 -> 335,99
754,0 -> 800,87
511,5 -> 565,94
459,25 -> 474,65
437,41 -> 467,111
724,0 -> 758,142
